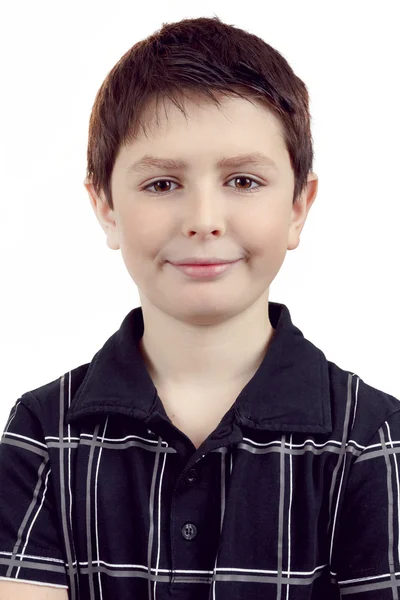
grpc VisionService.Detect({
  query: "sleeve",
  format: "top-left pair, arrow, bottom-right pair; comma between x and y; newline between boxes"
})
0,398 -> 69,591
332,408 -> 400,598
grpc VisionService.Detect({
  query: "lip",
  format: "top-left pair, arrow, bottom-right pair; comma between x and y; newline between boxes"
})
169,258 -> 241,265
168,259 -> 241,279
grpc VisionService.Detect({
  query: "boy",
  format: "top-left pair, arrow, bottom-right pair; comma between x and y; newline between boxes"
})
1,14 -> 399,600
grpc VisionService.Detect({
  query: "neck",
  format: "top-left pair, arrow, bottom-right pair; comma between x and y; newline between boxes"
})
137,294 -> 275,391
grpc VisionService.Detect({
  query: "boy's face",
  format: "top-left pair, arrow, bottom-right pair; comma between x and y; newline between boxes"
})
85,93 -> 318,326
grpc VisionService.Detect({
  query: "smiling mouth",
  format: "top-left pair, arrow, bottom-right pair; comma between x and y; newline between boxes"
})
168,260 -> 241,279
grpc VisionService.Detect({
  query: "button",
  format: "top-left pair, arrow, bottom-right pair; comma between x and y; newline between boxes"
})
181,523 -> 197,540
185,469 -> 197,484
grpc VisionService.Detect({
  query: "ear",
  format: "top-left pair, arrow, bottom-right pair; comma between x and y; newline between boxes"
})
83,178 -> 120,250
287,173 -> 318,251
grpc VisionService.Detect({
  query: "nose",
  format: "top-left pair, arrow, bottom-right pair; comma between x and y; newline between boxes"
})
181,192 -> 227,239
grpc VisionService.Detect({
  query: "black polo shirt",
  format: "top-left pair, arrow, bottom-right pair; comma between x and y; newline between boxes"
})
1,301 -> 400,599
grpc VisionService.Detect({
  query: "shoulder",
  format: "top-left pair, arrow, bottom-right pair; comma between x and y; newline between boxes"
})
16,363 -> 90,429
327,358 -> 400,448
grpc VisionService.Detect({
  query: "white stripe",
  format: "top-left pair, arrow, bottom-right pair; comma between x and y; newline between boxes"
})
242,437 -> 342,449
153,450 -> 168,599
4,400 -> 22,433
0,551 -> 66,564
68,374 -> 73,551
329,373 -> 358,563
95,416 -> 109,600
329,452 -> 347,564
43,433 -> 368,451
1,432 -> 47,449
286,434 -> 293,600
45,436 -> 80,441
347,439 -> 366,451
44,434 -> 158,444
80,433 -> 162,444
351,376 -> 360,429
363,440 -> 400,451
385,421 -> 400,569
74,561 -> 327,576
339,571 -> 399,584
211,451 -> 228,600
67,371 -> 80,598
15,467 -> 51,578
242,436 -> 365,451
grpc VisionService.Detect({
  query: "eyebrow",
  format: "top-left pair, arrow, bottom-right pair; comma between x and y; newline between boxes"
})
127,152 -> 278,174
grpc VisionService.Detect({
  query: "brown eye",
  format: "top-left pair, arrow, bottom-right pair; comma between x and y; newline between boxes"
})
142,176 -> 264,195
232,176 -> 253,191
151,180 -> 175,193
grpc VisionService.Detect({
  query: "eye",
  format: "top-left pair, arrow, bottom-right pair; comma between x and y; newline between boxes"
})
141,176 -> 266,195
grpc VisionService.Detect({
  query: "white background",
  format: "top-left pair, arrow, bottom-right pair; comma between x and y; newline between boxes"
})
1,0 -> 399,426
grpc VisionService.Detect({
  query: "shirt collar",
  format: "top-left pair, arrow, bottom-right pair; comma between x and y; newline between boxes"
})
66,302 -> 332,434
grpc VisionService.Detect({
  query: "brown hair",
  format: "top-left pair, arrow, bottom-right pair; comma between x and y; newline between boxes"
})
86,15 -> 315,210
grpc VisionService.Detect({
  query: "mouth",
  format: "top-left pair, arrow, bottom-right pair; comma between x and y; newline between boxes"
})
168,259 -> 242,279
169,258 -> 241,266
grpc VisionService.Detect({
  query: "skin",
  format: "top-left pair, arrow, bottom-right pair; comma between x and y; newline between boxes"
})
85,92 -> 318,409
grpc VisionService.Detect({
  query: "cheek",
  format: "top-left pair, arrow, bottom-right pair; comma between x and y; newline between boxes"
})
243,214 -> 288,255
118,209 -> 158,252
119,217 -> 166,277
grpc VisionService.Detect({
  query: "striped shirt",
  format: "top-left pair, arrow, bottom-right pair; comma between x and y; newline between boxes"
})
1,301 -> 400,599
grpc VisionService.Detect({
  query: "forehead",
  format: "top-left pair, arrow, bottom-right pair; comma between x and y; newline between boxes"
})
119,92 -> 288,171
137,90 -> 284,138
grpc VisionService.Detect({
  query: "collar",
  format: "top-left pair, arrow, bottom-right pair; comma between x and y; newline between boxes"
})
66,302 -> 332,434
